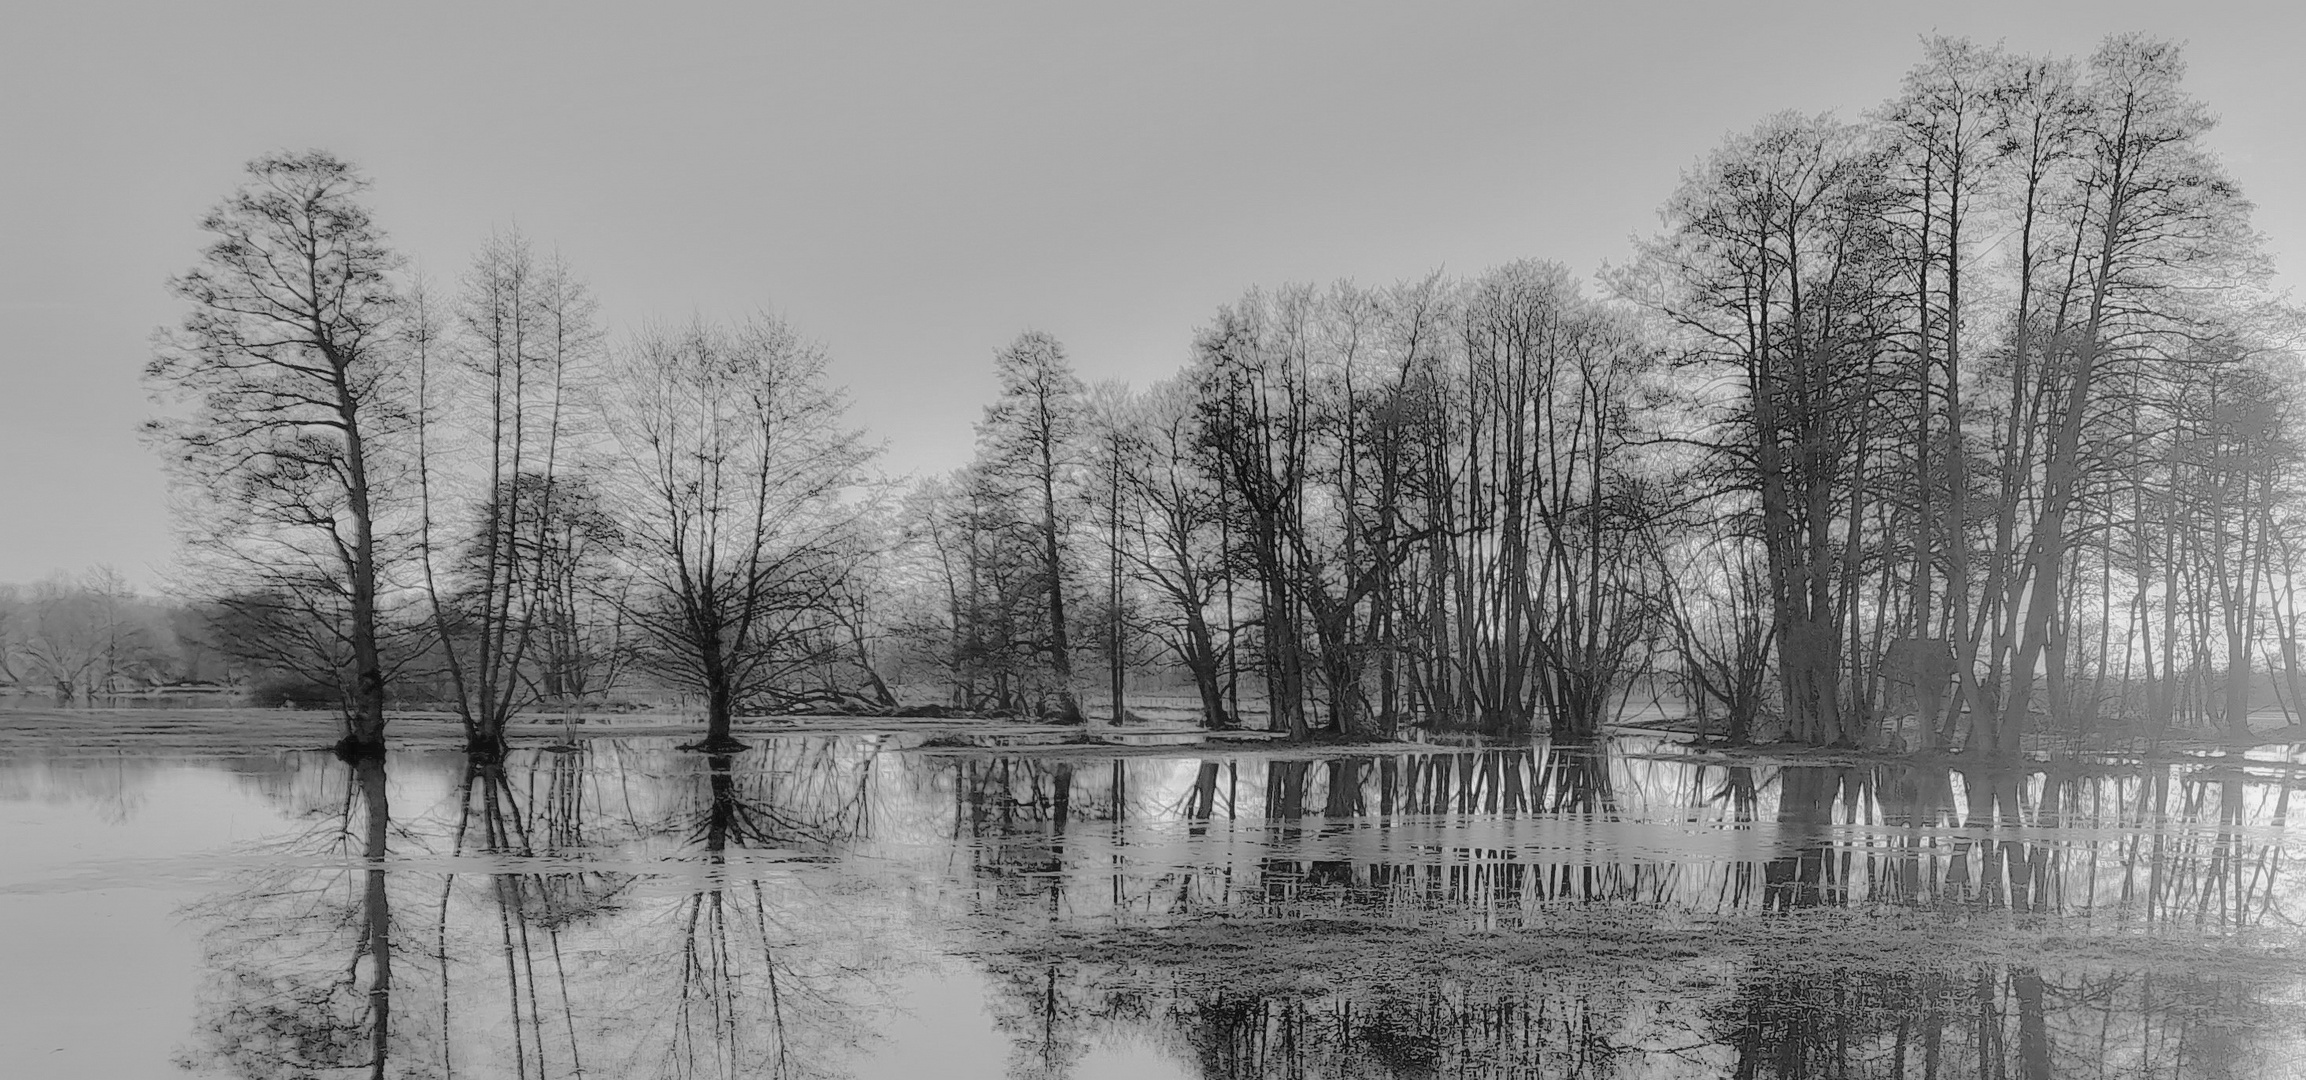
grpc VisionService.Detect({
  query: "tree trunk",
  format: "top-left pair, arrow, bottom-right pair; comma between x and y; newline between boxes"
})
1040,458 -> 1080,722
338,366 -> 389,762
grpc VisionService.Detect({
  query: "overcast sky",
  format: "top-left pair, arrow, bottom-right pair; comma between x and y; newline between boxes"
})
3,1 -> 2300,586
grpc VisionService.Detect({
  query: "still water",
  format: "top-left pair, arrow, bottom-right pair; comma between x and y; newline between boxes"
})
3,730 -> 2303,1078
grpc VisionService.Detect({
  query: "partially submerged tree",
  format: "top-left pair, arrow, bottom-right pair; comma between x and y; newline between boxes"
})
147,150 -> 411,759
1640,112 -> 1909,748
416,232 -> 601,755
601,314 -> 873,751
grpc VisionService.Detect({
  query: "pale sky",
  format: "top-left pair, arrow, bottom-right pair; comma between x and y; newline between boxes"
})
3,1 -> 2301,586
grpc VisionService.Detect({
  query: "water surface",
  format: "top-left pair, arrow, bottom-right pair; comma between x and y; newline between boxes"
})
4,726 -> 2302,1078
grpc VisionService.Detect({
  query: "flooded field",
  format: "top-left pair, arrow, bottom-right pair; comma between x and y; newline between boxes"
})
5,718 -> 2305,1078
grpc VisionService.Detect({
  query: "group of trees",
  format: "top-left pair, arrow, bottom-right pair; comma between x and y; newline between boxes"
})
888,34 -> 2304,752
896,268 -> 1659,741
403,235 -> 879,754
1635,35 -> 2295,752
0,568 -> 220,699
139,34 -> 2302,756
147,152 -> 877,758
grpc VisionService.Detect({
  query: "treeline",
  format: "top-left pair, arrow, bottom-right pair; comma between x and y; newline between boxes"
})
0,569 -> 234,699
142,34 -> 2300,756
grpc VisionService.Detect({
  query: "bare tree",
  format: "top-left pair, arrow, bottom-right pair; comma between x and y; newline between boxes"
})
147,150 -> 411,758
977,331 -> 1089,722
1116,380 -> 1234,727
417,231 -> 600,755
600,315 -> 874,751
12,570 -> 159,700
1639,114 -> 1905,748
515,470 -> 633,708
1993,37 -> 2262,749
1194,292 -> 1318,739
1083,381 -> 1140,724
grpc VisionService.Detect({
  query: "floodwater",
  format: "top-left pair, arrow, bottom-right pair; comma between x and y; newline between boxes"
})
4,726 -> 2304,1078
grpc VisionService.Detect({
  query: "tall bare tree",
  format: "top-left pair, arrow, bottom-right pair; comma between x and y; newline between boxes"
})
1641,113 -> 1905,747
416,231 -> 599,755
1116,379 -> 1234,727
1994,36 -> 2260,750
977,331 -> 1089,722
148,150 -> 409,759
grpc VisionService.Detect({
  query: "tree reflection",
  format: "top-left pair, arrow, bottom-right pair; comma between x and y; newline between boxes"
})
178,739 -> 904,1079
668,754 -> 817,1078
938,741 -> 2304,1077
959,955 -> 2292,1079
1714,962 -> 2283,1080
634,742 -> 892,1080
180,756 -> 410,1078
358,759 -> 392,1079
163,735 -> 2306,1078
905,741 -> 2305,929
435,753 -> 610,1078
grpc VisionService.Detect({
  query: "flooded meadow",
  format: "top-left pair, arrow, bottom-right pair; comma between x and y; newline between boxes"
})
5,718 -> 2305,1078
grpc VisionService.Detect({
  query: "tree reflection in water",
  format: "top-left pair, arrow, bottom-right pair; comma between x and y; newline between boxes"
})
926,740 -> 2306,1079
1066,959 -> 2284,1079
170,735 -> 2305,1078
654,746 -> 884,1080
434,752 -> 615,1079
178,739 -> 903,1079
179,756 -> 408,1078
928,742 -> 2302,927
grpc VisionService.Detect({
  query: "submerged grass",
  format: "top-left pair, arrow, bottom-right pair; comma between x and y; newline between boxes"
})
975,904 -> 2306,997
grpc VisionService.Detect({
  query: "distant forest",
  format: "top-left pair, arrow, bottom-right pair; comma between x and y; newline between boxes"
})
29,35 -> 2295,758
